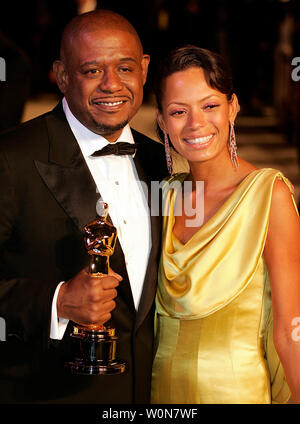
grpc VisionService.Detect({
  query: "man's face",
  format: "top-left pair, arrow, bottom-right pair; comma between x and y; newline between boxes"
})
55,28 -> 149,141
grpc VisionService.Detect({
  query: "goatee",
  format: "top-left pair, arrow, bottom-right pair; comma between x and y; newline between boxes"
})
93,119 -> 129,137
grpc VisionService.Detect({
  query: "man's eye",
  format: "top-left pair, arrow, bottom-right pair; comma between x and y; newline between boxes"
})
84,69 -> 99,75
119,67 -> 132,73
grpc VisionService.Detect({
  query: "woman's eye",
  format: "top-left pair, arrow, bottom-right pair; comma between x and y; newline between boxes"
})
170,110 -> 185,116
204,104 -> 219,110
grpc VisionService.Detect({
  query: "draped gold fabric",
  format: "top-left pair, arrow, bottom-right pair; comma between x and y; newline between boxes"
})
151,168 -> 296,404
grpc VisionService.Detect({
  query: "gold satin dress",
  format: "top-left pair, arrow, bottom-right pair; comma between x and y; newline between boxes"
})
151,168 -> 296,404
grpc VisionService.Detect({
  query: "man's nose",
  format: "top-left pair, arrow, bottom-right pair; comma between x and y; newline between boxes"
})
97,69 -> 122,93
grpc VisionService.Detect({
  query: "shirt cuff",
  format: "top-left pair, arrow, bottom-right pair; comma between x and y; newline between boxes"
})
50,281 -> 69,340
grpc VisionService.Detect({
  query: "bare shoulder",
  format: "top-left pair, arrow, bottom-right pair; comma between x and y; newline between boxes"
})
268,177 -> 298,223
271,177 -> 294,203
267,176 -> 299,239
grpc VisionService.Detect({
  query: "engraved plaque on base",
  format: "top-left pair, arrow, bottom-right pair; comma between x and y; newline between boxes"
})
65,201 -> 125,375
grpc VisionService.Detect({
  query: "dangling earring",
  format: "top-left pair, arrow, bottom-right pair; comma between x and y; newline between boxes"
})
164,132 -> 173,175
229,121 -> 239,170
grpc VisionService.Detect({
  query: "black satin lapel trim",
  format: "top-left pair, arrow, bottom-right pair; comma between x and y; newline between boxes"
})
46,103 -> 82,167
132,148 -> 148,186
110,239 -> 135,312
34,155 -> 99,232
135,212 -> 162,331
132,147 -> 162,330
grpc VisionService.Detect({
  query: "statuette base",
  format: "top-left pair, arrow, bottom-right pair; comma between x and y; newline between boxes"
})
65,325 -> 125,375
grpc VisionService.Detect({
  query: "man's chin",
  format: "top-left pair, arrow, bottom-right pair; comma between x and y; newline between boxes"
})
92,119 -> 129,137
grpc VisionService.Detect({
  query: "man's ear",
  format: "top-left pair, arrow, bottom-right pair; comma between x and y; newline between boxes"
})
53,60 -> 69,94
156,109 -> 167,133
141,54 -> 150,85
229,93 -> 240,123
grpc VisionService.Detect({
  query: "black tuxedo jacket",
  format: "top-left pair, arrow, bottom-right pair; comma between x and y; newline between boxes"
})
0,103 -> 167,403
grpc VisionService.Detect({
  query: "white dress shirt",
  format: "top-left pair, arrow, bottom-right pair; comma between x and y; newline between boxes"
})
50,98 -> 152,339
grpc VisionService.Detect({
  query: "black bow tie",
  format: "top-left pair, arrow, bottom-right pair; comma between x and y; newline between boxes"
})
91,142 -> 138,157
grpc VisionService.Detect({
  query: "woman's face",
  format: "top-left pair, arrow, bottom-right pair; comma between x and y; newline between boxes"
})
158,66 -> 238,165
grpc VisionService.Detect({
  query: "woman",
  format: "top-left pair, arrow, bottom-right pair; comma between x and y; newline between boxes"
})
151,45 -> 300,404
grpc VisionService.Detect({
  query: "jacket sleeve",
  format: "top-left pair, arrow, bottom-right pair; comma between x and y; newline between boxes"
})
0,149 -> 56,349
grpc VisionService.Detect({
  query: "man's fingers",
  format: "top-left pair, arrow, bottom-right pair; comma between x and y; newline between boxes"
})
87,274 -> 120,289
101,299 -> 117,313
101,276 -> 120,290
97,299 -> 118,324
87,278 -> 118,303
88,300 -> 116,325
108,267 -> 123,281
91,288 -> 117,302
97,312 -> 112,326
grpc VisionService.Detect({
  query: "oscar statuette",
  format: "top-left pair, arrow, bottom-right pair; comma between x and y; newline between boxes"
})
65,201 -> 125,375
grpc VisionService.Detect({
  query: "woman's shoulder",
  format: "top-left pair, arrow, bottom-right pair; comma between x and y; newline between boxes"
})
239,164 -> 297,214
252,167 -> 294,195
270,174 -> 296,208
238,160 -> 294,191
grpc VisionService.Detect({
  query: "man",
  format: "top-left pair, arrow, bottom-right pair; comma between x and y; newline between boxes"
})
0,10 -> 167,403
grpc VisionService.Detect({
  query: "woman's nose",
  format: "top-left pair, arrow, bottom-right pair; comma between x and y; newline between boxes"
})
187,108 -> 207,130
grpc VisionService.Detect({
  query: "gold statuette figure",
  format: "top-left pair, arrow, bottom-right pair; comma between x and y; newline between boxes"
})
65,201 -> 125,375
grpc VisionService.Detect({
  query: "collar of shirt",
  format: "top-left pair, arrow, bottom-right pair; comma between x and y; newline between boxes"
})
62,97 -> 135,158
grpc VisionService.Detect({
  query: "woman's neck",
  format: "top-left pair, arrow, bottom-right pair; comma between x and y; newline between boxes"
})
187,155 -> 256,194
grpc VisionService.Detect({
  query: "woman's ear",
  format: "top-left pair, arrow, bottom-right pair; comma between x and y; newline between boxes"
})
229,93 -> 240,123
156,109 -> 167,133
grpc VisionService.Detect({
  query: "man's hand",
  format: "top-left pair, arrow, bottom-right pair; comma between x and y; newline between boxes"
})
57,268 -> 122,326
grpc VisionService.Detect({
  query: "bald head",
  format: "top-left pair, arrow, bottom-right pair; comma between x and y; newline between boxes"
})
60,10 -> 143,64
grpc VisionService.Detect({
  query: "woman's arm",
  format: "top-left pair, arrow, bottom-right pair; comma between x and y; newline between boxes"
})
264,178 -> 300,403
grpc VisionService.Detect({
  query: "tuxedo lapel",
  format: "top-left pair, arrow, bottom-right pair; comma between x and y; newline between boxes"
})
135,216 -> 161,331
34,104 -> 99,232
132,132 -> 162,331
34,157 -> 99,232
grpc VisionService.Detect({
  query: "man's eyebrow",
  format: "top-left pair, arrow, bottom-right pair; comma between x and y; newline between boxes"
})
119,57 -> 137,63
80,57 -> 138,67
81,60 -> 99,67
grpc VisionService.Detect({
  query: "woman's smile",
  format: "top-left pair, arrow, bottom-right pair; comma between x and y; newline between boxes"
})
183,133 -> 215,147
